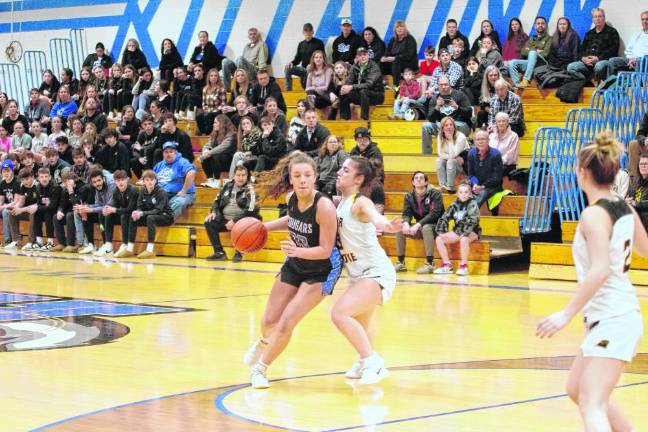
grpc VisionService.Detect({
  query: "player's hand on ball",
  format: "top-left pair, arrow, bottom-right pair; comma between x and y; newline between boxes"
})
536,310 -> 570,338
280,239 -> 299,257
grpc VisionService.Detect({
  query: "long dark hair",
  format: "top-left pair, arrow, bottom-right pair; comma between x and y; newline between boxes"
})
160,38 -> 179,56
506,18 -> 524,41
209,114 -> 237,145
349,156 -> 378,195
551,16 -> 579,47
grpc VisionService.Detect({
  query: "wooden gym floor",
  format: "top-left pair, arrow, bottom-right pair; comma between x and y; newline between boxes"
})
1,251 -> 647,431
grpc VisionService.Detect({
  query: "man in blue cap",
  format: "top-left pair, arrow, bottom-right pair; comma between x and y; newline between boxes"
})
0,160 -> 22,248
153,141 -> 196,218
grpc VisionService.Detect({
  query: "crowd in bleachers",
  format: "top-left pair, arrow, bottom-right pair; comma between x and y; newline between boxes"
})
0,7 -> 645,272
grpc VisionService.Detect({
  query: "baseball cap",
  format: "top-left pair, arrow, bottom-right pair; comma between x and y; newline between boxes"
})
0,160 -> 14,171
162,141 -> 177,150
354,127 -> 370,139
356,47 -> 368,54
341,18 -> 352,25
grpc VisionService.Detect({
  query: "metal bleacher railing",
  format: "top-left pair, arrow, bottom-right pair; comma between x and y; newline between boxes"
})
23,50 -> 48,92
521,55 -> 648,234
0,63 -> 27,109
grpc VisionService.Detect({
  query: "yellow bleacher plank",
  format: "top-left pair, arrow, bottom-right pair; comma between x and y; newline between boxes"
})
529,263 -> 648,286
531,242 -> 648,270
561,221 -> 578,243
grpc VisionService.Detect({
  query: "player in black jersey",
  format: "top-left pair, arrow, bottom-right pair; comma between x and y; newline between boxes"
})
244,151 -> 342,389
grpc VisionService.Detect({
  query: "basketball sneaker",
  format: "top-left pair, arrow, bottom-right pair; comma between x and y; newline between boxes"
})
455,264 -> 469,276
358,353 -> 389,385
416,262 -> 435,274
78,243 -> 95,254
393,262 -> 407,272
345,358 -> 363,379
21,242 -> 34,251
243,338 -> 267,366
250,364 -> 270,389
93,243 -> 113,257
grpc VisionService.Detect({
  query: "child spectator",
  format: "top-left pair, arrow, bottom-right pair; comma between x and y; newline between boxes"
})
434,183 -> 481,276
451,38 -> 467,69
0,126 -> 11,157
260,97 -> 287,135
287,99 -> 310,145
327,61 -> 349,120
391,67 -> 420,120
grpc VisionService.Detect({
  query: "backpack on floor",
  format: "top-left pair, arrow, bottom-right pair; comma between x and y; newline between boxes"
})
556,79 -> 586,103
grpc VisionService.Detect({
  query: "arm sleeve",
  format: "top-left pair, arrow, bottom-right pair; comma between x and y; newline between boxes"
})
418,190 -> 445,226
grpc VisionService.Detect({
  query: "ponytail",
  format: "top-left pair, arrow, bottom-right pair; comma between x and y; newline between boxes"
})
578,131 -> 622,186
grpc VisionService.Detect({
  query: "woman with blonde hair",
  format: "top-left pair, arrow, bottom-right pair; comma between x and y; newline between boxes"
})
436,116 -> 469,192
476,65 -> 503,129
381,20 -> 418,81
305,50 -> 333,112
120,38 -> 148,70
196,68 -> 227,135
200,114 -> 238,188
315,135 -> 348,196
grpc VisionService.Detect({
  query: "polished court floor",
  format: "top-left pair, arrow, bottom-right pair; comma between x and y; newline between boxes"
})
1,251 -> 647,431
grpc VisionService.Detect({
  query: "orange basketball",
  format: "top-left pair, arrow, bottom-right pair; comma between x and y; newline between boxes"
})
231,217 -> 267,254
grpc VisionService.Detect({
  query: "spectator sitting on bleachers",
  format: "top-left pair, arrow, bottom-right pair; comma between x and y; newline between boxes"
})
467,129 -> 503,213
250,69 -> 287,114
55,135 -> 73,165
30,121 -> 48,156
131,114 -> 159,178
470,19 -> 502,57
438,19 -> 470,62
567,7 -> 620,83
97,128 -> 130,174
76,67 -> 93,103
59,68 -> 80,101
71,147 -> 91,183
155,112 -> 193,163
436,116 -> 469,191
46,117 -> 67,150
74,168 -> 116,255
608,11 -> 648,76
333,18 -> 362,65
390,67 -> 420,120
83,42 -> 113,73
255,116 -> 287,173
132,67 -> 156,119
24,89 -> 50,126
477,65 -> 503,126
66,115 -> 83,148
451,40 -> 468,70
339,47 -> 385,120
305,50 -> 333,113
222,27 -> 269,92
626,154 -> 648,231
433,183 -> 481,276
327,61 -> 349,120
158,38 -> 183,83
45,148 -> 70,185
10,168 -> 39,251
117,105 -> 139,147
292,109 -> 329,158
533,17 -> 580,89
188,31 -> 223,76
130,169 -> 175,259
52,170 -> 83,252
489,78 -> 525,137
261,97 -> 287,135
0,159 -> 21,248
149,100 -> 165,129
285,23 -> 325,91
3,100 -> 29,135
350,127 -> 383,163
114,65 -> 137,118
81,97 -> 107,133
613,168 -> 630,199
476,35 -> 506,77
287,99 -> 309,145
200,114 -> 238,188
418,46 -> 440,96
11,121 -> 31,154
20,151 -> 40,176
315,135 -> 347,197
30,167 -> 59,250
226,69 -> 254,109
627,112 -> 648,182
381,20 -> 418,83
462,56 -> 481,105
203,164 -> 260,262
49,86 -> 78,126
38,69 -> 60,104
394,171 -> 444,274
101,169 -> 139,258
121,38 -> 149,71
502,18 -> 529,65
426,48 -> 463,94
78,85 -> 102,116
229,115 -> 262,177
153,141 -> 196,219
93,66 -> 109,113
196,68 -> 228,136
422,75 -> 472,153
188,64 -> 206,118
106,64 -> 124,119
361,26 -> 386,64
488,112 -> 519,177
171,66 -> 193,118
229,95 -> 259,128
508,16 -> 550,87
0,126 -> 10,158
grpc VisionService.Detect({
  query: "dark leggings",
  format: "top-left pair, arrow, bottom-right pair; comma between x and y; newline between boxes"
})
202,153 -> 233,179
129,214 -> 174,243
196,111 -> 218,135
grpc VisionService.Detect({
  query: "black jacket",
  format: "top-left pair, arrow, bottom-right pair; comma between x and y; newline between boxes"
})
467,147 -> 503,190
210,180 -> 260,222
346,60 -> 384,93
260,127 -> 287,158
350,142 -> 383,162
427,89 -> 473,125
190,42 -> 223,72
121,49 -> 148,70
97,142 -> 130,173
636,112 -> 648,144
35,182 -> 61,213
157,128 -> 194,162
109,183 -> 139,215
58,180 -> 86,212
137,184 -> 173,218
82,111 -> 108,133
291,38 -> 326,68
362,38 -> 386,63
250,78 -> 287,113
579,24 -> 620,61
332,30 -> 362,64
58,146 -> 74,165
401,185 -> 444,227
292,123 -> 330,157
159,49 -> 184,74
385,34 -> 419,70
438,31 -> 471,59
82,53 -> 113,70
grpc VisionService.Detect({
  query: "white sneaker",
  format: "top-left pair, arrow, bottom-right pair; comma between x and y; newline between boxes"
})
250,365 -> 270,389
21,242 -> 34,251
4,241 -> 18,250
243,338 -> 267,366
42,241 -> 54,251
93,243 -> 113,257
187,110 -> 196,121
345,359 -> 364,379
201,178 -> 221,189
455,265 -> 469,276
416,262 -> 436,274
358,355 -> 389,385
78,244 -> 95,254
433,264 -> 453,274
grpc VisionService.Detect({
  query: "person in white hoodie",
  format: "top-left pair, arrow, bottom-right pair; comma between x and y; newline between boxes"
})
607,11 -> 648,76
436,116 -> 469,192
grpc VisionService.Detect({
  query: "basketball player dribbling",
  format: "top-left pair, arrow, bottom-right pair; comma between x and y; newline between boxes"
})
244,151 -> 342,389
537,133 -> 648,432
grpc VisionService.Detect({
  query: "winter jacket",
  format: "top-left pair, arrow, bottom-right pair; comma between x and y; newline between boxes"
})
385,34 -> 419,70
210,179 -> 260,223
190,41 -> 223,72
121,49 -> 148,70
332,30 -> 362,64
350,142 -> 383,162
97,142 -> 130,173
137,184 -> 173,218
521,32 -> 551,58
159,48 -> 184,75
83,53 -> 113,71
436,197 -> 481,237
346,60 -> 384,93
108,183 -> 139,215
401,185 -> 444,226
259,127 -> 287,158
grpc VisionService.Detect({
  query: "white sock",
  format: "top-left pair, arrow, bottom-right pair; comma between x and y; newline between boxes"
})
36,236 -> 43,243
126,242 -> 135,252
104,242 -> 113,251
146,243 -> 154,253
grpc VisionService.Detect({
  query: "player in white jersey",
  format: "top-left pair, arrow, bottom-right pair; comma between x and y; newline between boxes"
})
331,156 -> 402,385
537,133 -> 648,432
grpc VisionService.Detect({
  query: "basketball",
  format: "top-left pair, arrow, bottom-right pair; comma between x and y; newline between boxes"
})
231,217 -> 267,254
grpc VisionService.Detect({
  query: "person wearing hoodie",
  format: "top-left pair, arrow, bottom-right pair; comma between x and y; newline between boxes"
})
100,169 -> 140,258
129,169 -> 175,259
361,26 -> 386,65
189,31 -> 224,75
349,127 -> 383,163
73,168 -> 116,255
158,38 -> 184,83
438,19 -> 470,61
332,18 -> 362,65
249,70 -> 287,114
96,128 -> 130,174
394,171 -> 444,274
83,42 -> 113,74
255,116 -> 287,172
433,183 -> 482,276
120,38 -> 148,70
339,48 -> 384,120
